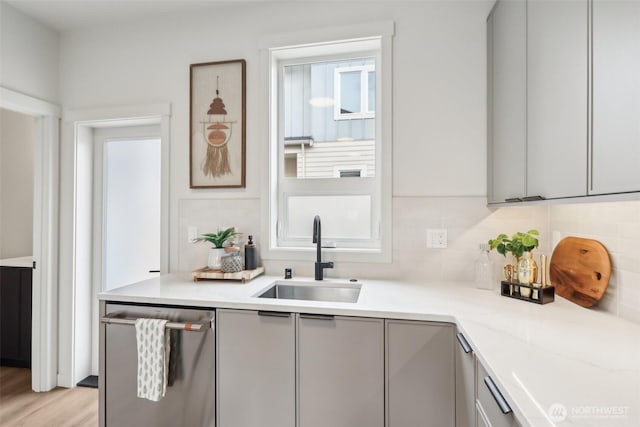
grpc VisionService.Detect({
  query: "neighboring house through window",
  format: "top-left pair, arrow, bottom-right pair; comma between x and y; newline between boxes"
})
262,22 -> 393,262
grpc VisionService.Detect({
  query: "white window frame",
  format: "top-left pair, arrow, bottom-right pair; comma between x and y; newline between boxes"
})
259,22 -> 394,263
334,64 -> 375,120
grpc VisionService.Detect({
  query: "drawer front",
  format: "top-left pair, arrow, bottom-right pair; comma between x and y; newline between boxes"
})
476,360 -> 517,427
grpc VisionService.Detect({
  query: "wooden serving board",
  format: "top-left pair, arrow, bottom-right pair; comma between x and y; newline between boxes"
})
549,237 -> 611,308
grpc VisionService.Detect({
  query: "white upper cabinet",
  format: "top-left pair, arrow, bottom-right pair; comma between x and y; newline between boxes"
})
487,0 -> 527,204
527,0 -> 588,199
591,0 -> 640,194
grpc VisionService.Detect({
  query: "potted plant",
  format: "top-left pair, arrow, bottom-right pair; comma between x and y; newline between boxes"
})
488,229 -> 539,259
488,230 -> 539,289
195,227 -> 239,269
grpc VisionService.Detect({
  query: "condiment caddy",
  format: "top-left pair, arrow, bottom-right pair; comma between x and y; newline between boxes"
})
500,281 -> 555,304
500,253 -> 555,305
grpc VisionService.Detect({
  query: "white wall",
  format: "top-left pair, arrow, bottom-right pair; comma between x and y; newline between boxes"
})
0,107 -> 35,259
0,2 -> 60,103
58,0 -> 494,271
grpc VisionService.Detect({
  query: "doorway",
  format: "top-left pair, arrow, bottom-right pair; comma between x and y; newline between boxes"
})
95,129 -> 162,291
90,125 -> 162,377
67,107 -> 170,388
0,86 -> 60,392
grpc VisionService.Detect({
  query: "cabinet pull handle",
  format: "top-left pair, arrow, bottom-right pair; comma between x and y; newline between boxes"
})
456,332 -> 473,354
521,195 -> 545,201
484,376 -> 512,415
257,310 -> 290,318
300,313 -> 335,321
504,197 -> 522,203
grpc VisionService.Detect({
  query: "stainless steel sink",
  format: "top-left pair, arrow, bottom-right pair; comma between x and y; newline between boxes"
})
256,280 -> 361,303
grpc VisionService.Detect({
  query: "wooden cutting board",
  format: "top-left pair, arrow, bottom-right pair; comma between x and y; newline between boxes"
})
549,237 -> 611,308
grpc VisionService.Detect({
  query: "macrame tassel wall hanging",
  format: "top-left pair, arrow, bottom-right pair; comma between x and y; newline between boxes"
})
202,76 -> 235,177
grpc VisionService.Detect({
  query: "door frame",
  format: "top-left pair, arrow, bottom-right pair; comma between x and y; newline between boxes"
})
61,103 -> 170,387
0,86 -> 61,392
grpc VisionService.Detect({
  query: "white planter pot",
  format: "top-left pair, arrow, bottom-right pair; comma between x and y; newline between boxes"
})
207,248 -> 226,270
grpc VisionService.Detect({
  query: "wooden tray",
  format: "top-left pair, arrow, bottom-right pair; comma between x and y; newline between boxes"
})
192,266 -> 264,283
549,237 -> 611,308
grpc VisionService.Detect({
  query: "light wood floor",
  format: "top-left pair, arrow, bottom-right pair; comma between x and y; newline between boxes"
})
0,366 -> 98,426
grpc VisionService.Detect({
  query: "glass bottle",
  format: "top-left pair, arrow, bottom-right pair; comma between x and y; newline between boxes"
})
474,243 -> 493,290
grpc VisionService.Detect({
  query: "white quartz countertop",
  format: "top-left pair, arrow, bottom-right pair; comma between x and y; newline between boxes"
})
99,273 -> 640,427
0,256 -> 33,268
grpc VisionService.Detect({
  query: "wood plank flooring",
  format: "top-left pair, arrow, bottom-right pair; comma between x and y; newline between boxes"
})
0,367 -> 98,426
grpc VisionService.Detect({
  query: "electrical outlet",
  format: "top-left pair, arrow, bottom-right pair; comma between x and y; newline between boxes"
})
187,226 -> 198,243
426,229 -> 447,249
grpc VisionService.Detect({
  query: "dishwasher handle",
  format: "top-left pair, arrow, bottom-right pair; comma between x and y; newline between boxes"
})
100,314 -> 212,332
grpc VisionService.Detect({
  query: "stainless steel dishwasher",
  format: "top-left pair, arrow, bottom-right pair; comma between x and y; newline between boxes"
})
99,301 -> 215,427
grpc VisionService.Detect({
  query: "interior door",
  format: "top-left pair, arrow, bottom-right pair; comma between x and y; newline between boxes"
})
100,134 -> 161,291
91,125 -> 162,375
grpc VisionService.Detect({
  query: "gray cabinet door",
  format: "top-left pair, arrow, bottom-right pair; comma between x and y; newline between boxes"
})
591,0 -> 640,194
298,314 -> 384,427
527,0 -> 588,199
487,0 -> 527,204
216,309 -> 295,427
386,320 -> 454,427
455,332 -> 475,427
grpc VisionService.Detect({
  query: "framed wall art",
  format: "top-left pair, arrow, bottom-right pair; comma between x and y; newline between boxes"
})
190,59 -> 246,188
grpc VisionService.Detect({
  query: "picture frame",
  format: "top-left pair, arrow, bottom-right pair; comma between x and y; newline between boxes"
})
190,59 -> 246,188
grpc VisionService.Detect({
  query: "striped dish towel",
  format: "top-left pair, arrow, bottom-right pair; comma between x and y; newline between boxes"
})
135,318 -> 170,402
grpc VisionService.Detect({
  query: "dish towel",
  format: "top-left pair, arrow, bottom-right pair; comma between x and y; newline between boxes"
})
135,318 -> 170,402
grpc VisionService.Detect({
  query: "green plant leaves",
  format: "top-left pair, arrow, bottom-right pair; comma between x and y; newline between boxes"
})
487,229 -> 539,258
195,227 -> 239,248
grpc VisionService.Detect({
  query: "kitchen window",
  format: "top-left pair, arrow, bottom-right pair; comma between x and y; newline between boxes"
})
262,22 -> 393,262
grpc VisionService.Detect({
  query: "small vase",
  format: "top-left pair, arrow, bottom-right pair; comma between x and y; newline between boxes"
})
518,251 -> 538,297
207,247 -> 226,270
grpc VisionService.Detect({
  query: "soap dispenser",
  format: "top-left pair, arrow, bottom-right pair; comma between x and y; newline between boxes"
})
244,235 -> 258,270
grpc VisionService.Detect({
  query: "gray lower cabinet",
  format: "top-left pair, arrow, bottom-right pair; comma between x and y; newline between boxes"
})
298,314 -> 384,427
216,309 -> 295,427
455,331 -> 475,427
216,310 -> 463,427
386,320 -> 455,427
476,360 -> 520,427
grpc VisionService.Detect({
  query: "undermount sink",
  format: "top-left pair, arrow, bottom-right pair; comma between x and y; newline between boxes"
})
256,280 -> 361,303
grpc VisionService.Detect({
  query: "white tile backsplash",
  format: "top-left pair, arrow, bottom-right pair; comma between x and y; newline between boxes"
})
176,196 -> 640,324
550,200 -> 640,324
177,198 -> 262,272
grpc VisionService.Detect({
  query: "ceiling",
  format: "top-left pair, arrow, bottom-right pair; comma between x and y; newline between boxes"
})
5,0 -> 242,32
